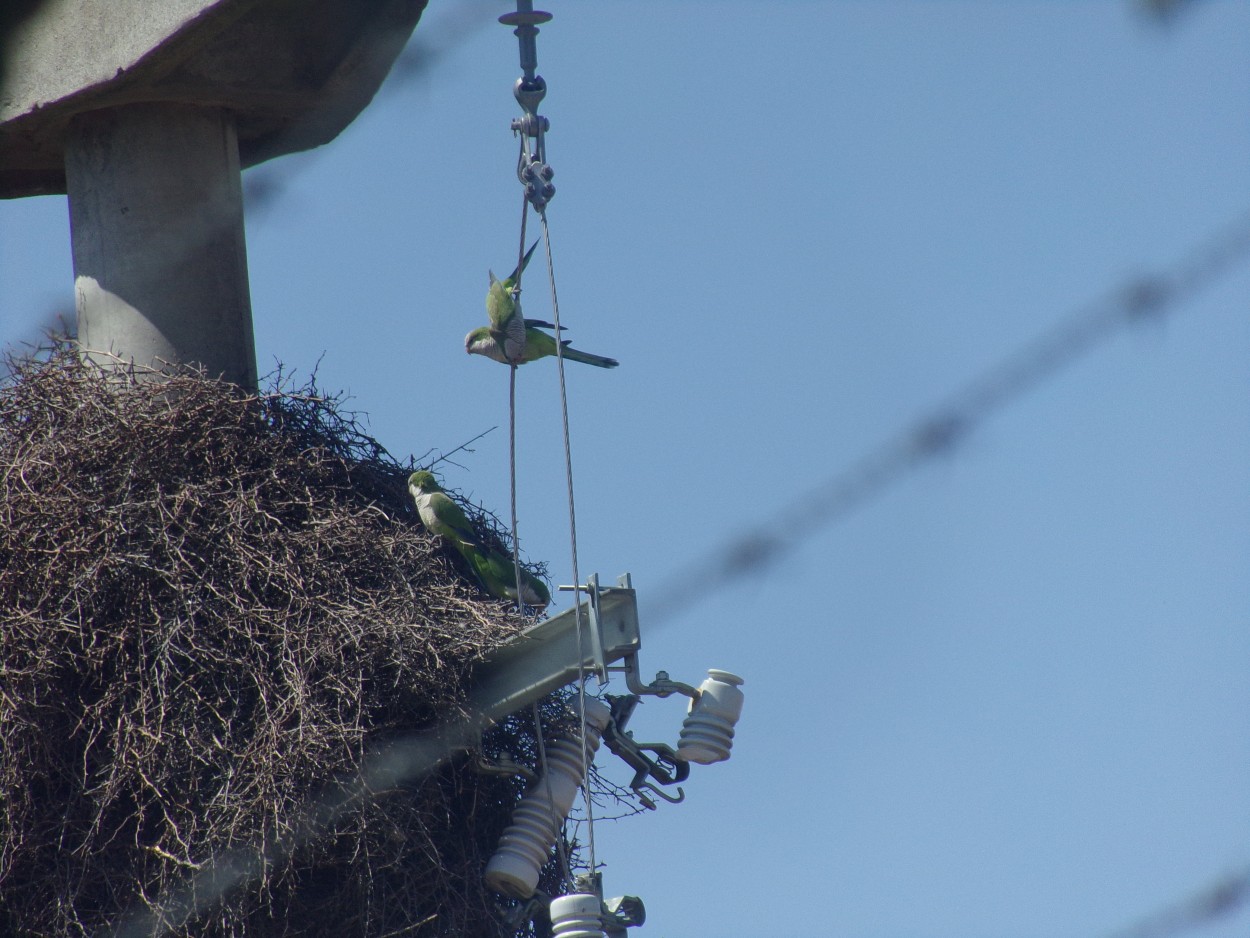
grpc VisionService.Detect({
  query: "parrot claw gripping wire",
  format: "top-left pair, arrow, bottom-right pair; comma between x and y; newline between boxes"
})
500,3 -> 555,211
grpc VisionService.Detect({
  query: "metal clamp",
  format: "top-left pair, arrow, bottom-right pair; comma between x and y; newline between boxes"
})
600,694 -> 689,810
557,573 -> 635,683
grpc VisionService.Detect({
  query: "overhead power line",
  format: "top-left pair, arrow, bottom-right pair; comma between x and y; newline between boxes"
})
648,210 -> 1250,624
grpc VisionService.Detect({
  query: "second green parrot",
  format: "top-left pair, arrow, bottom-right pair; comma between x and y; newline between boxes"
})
408,470 -> 550,609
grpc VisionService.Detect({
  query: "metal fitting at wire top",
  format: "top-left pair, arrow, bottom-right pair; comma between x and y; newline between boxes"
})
512,76 -> 547,120
501,2 -> 556,211
499,6 -> 552,83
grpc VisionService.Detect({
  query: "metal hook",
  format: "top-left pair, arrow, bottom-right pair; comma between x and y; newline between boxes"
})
473,750 -> 537,783
599,694 -> 690,811
634,781 -> 685,807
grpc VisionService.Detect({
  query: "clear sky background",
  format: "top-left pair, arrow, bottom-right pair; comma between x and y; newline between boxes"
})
2,2 -> 1248,937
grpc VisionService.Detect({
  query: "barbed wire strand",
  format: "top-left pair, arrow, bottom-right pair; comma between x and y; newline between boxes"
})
1102,865 -> 1250,938
647,208 -> 1250,625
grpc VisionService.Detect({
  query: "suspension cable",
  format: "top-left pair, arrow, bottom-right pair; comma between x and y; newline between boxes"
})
509,327 -> 576,894
508,185 -> 531,611
500,0 -> 599,888
531,699 -> 574,890
507,364 -> 524,614
536,208 -> 598,881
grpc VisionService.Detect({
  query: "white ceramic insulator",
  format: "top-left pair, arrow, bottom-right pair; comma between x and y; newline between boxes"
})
484,699 -> 611,898
676,669 -> 745,765
549,893 -> 606,938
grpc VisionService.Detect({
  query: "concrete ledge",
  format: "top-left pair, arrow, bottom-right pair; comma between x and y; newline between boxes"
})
0,0 -> 428,197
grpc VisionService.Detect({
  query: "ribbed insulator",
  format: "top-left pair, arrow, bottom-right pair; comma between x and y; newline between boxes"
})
676,669 -> 745,765
484,698 -> 611,897
549,893 -> 605,938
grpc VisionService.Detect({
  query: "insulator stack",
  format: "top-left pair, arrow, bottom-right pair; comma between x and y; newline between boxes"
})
484,698 -> 611,897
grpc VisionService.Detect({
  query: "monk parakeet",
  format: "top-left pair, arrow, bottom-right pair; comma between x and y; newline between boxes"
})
466,243 -> 618,368
408,470 -> 550,609
408,470 -> 480,553
458,540 -> 552,609
481,241 -> 540,364
465,320 -> 619,369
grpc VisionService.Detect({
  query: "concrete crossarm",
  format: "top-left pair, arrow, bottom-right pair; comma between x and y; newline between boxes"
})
0,0 -> 428,198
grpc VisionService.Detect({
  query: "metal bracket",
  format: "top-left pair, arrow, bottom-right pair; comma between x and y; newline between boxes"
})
571,874 -> 645,935
558,573 -> 637,684
585,573 -> 608,682
471,578 -> 639,723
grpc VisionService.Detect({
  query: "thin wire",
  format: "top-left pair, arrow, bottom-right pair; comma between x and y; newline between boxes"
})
538,207 -> 599,882
510,303 -> 574,894
508,365 -> 525,614
508,189 -> 529,617
646,208 -> 1250,625
531,700 -> 574,890
507,183 -> 577,889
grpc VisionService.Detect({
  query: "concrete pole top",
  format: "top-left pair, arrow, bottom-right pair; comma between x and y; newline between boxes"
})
0,0 -> 429,198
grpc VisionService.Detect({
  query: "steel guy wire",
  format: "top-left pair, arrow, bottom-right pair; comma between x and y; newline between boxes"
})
537,206 -> 600,883
500,0 -> 598,882
507,189 -> 574,889
531,698 -> 574,890
508,191 -> 531,616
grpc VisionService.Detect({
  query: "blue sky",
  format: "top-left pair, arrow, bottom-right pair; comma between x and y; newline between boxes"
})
2,2 -> 1248,936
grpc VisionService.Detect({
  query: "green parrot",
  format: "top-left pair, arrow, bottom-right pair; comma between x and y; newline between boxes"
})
465,318 -> 619,369
479,240 -> 541,364
407,470 -> 550,609
458,540 -> 552,610
465,243 -> 618,368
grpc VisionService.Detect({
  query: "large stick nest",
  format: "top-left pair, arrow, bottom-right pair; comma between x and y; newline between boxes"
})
0,343 -> 566,937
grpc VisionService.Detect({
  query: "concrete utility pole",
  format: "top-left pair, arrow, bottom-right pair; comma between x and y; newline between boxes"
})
0,0 -> 428,387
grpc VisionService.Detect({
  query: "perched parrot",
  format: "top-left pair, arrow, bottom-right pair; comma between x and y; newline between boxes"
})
458,540 -> 552,610
408,470 -> 551,609
465,320 -> 619,369
479,240 -> 541,364
408,470 -> 481,553
465,242 -> 618,368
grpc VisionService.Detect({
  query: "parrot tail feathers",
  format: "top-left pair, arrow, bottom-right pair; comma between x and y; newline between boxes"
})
559,343 -> 619,368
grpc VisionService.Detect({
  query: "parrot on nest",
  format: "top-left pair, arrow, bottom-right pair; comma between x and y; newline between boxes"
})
408,470 -> 550,609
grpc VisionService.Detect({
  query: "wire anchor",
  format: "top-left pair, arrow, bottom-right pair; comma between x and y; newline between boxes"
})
500,2 -> 555,211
